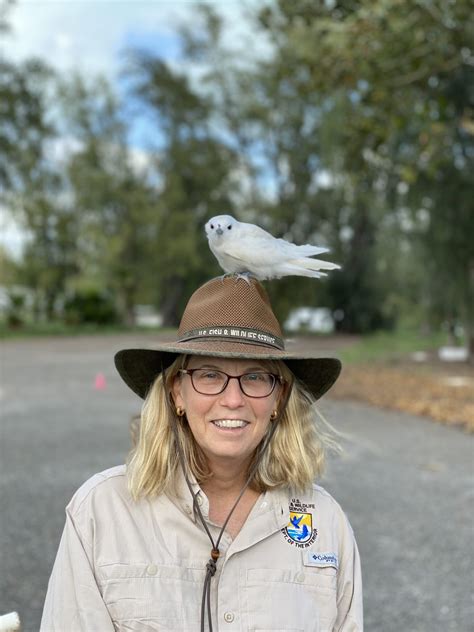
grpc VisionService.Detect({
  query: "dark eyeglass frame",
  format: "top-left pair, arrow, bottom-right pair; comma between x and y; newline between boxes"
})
178,368 -> 283,398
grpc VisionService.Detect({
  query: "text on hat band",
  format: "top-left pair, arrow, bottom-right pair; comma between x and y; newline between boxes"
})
178,326 -> 285,350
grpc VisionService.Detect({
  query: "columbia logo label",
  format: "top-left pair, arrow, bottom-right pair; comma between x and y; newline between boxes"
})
305,551 -> 338,568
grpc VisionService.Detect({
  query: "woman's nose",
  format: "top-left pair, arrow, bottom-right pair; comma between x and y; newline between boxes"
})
219,376 -> 245,407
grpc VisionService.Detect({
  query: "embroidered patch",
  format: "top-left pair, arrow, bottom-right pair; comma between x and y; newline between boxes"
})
304,551 -> 339,569
281,498 -> 318,548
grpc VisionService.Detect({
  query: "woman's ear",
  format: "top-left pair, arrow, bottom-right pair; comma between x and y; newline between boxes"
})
277,377 -> 293,414
171,374 -> 184,409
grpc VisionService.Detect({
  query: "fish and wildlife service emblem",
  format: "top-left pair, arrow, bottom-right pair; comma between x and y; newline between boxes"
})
282,499 -> 318,548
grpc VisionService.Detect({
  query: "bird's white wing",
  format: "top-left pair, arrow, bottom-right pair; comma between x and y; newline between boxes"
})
237,222 -> 329,261
237,220 -> 276,240
274,237 -> 329,257
216,231 -> 285,266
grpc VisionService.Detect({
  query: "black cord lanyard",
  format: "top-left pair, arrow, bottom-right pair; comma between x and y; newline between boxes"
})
172,418 -> 280,632
164,366 -> 292,631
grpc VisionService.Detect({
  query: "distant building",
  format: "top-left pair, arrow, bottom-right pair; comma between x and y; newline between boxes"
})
134,305 -> 163,328
284,307 -> 335,334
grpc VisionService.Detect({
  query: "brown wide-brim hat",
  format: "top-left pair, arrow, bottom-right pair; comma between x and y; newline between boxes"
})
115,276 -> 341,400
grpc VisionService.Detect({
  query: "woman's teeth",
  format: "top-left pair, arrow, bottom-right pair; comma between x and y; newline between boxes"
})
213,419 -> 248,429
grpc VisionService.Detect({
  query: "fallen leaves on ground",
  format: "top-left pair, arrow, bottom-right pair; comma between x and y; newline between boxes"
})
329,362 -> 474,432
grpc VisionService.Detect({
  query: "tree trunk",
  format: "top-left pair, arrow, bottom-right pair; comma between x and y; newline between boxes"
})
466,262 -> 474,365
119,285 -> 136,327
160,276 -> 186,327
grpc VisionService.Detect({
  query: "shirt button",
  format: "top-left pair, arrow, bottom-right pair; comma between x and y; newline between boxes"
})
147,564 -> 158,576
296,571 -> 305,582
196,495 -> 203,506
223,612 -> 235,623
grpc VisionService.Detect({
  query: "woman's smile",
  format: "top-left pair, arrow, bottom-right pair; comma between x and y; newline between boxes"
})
173,356 -> 280,467
211,419 -> 249,429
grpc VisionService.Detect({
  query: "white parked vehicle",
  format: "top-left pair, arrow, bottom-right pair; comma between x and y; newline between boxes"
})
284,307 -> 335,334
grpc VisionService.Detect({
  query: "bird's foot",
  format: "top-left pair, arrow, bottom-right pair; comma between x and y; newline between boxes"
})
234,272 -> 255,285
217,272 -> 256,285
217,273 -> 234,284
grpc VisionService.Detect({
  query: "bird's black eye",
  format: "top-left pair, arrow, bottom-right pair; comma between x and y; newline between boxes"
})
227,225 -> 232,230
210,224 -> 214,229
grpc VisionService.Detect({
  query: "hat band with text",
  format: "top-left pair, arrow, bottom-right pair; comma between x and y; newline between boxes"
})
178,326 -> 285,350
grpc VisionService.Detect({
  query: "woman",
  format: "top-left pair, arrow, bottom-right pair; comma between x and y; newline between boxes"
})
41,276 -> 362,631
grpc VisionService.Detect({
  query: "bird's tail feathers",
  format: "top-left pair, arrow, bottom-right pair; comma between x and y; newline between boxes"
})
294,244 -> 329,257
295,257 -> 340,271
278,257 -> 340,278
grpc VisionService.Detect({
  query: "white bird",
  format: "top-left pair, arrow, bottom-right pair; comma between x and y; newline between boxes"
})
205,215 -> 340,280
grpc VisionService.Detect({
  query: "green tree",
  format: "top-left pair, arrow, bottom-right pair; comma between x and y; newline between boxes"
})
253,0 -> 474,351
1,3 -> 80,320
17,184 -> 80,320
126,52 -> 239,325
171,4 -> 388,329
59,75 -> 158,325
0,53 -> 53,191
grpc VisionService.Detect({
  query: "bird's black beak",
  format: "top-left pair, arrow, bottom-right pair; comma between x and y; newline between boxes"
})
216,228 -> 223,236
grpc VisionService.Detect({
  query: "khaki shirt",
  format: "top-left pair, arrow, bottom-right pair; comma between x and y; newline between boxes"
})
41,465 -> 362,631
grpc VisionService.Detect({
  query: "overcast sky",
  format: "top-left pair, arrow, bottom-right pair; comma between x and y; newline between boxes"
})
2,0 -> 268,257
6,0 -> 263,75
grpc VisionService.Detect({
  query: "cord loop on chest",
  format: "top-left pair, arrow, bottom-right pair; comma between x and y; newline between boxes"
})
206,558 -> 217,577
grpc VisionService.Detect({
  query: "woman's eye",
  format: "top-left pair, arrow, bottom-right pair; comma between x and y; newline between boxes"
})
243,373 -> 266,383
199,371 -> 219,380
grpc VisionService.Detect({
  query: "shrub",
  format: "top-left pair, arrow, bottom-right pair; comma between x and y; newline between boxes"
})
64,288 -> 118,325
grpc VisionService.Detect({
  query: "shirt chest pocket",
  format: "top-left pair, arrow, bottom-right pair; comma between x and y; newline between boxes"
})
97,562 -> 204,630
245,567 -> 337,632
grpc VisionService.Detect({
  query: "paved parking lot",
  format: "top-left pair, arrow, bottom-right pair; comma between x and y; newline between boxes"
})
1,334 -> 472,631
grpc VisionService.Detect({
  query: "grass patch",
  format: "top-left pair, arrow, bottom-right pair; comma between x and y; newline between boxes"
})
339,328 -> 453,364
0,321 -> 175,339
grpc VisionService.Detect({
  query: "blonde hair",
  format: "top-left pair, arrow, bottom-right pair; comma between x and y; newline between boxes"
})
127,355 -> 337,500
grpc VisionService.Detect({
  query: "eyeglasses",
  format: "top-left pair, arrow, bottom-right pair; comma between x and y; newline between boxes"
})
178,368 -> 282,398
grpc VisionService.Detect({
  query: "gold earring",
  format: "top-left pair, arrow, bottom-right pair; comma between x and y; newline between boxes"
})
270,410 -> 278,421
176,406 -> 185,417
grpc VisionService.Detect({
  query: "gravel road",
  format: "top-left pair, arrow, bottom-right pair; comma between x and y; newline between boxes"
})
0,334 -> 472,631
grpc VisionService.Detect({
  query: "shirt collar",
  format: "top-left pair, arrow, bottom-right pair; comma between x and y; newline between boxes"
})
172,467 -> 288,524
171,467 -> 206,523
